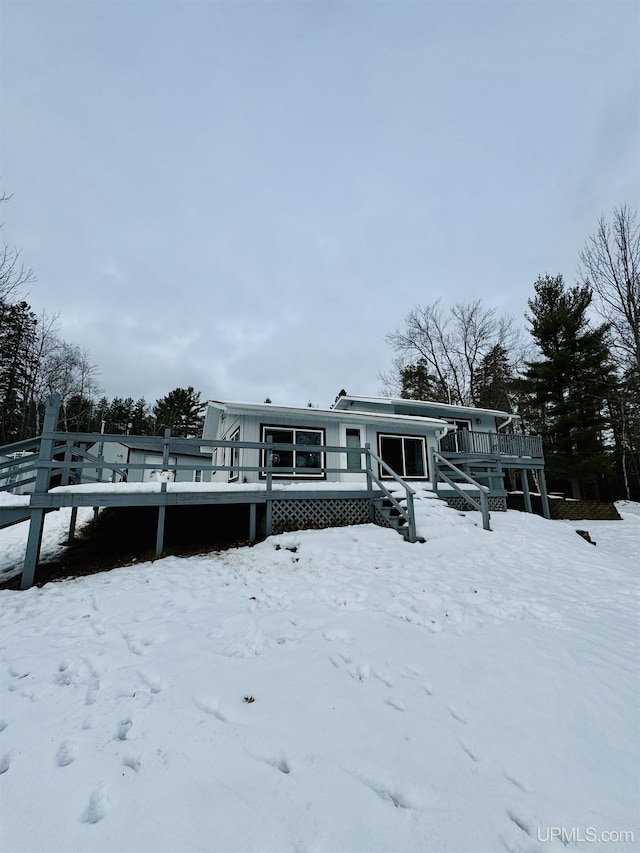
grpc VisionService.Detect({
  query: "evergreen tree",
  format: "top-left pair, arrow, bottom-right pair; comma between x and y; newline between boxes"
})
105,397 -> 135,434
130,398 -> 153,434
152,386 -> 203,437
0,300 -> 38,442
399,358 -> 449,402
473,345 -> 514,412
519,274 -> 617,499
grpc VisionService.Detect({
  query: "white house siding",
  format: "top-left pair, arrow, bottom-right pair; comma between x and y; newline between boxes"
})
204,403 -> 446,487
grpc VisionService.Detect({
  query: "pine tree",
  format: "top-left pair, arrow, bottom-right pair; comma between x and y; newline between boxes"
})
519,274 -> 617,499
473,345 -> 514,412
130,398 -> 152,434
0,300 -> 38,442
399,359 -> 449,402
152,387 -> 203,437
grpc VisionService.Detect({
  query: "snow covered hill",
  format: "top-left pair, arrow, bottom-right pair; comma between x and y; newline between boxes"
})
1,503 -> 638,852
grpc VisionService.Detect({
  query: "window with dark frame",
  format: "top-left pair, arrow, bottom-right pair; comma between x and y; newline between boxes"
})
261,425 -> 325,478
378,434 -> 428,479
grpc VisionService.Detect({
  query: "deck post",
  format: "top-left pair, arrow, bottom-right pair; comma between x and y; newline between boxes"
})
155,505 -> 166,557
406,490 -> 417,543
249,503 -> 256,543
538,468 -> 551,520
365,443 -> 375,521
68,507 -> 78,543
21,394 -> 60,589
21,510 -> 46,590
522,469 -> 532,514
265,437 -> 273,537
154,428 -> 171,558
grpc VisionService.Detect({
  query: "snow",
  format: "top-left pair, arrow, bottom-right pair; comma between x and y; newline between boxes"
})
0,507 -> 94,583
0,501 -> 638,852
50,481 -> 383,495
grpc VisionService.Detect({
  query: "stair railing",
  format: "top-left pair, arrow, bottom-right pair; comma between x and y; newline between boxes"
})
431,449 -> 491,531
364,444 -> 417,543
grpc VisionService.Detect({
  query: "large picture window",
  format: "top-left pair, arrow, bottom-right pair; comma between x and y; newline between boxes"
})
261,426 -> 325,478
378,434 -> 427,479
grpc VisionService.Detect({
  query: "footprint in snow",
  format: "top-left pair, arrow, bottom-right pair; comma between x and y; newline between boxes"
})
372,669 -> 394,688
122,754 -> 141,773
460,742 -> 479,763
349,663 -> 370,682
193,697 -> 227,722
504,771 -> 529,793
0,753 -> 10,775
82,783 -> 107,824
401,664 -> 422,679
385,697 -> 406,712
506,809 -> 532,836
56,740 -> 78,767
447,704 -> 467,724
0,721 -> 7,733
252,751 -> 292,775
137,670 -> 162,695
115,719 -> 133,741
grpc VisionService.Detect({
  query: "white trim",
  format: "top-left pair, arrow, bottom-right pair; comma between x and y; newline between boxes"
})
206,400 -> 450,429
377,433 -> 428,480
228,427 -> 240,482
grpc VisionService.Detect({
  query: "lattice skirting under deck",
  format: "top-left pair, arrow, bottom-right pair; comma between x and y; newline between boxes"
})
443,496 -> 507,513
270,498 -> 373,534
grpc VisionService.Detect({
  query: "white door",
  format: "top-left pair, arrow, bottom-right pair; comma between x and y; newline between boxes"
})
339,424 -> 367,483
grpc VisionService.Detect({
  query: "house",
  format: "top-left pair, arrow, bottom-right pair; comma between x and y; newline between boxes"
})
202,395 -> 548,516
82,438 -> 212,484
202,399 -> 453,486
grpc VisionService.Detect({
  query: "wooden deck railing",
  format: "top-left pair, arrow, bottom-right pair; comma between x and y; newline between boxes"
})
439,429 -> 543,459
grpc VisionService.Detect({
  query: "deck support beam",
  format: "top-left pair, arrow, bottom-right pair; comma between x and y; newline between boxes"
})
155,505 -> 166,557
522,469 -> 532,514
538,469 -> 551,520
21,509 -> 46,590
249,503 -> 256,543
68,507 -> 78,543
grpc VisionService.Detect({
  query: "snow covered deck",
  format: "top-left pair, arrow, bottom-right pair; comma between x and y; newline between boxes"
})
34,481 -> 384,508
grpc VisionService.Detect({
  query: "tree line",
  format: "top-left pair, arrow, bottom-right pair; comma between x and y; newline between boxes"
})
385,206 -> 639,501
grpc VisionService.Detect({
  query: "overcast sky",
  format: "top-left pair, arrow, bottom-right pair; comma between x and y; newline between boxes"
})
1,0 -> 638,408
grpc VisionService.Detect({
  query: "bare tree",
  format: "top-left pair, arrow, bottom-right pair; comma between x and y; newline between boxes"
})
0,191 -> 35,305
385,299 -> 523,405
42,342 -> 100,430
579,205 -> 640,373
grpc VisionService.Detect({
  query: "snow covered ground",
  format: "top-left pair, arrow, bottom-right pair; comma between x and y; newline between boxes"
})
0,501 -> 638,852
0,505 -> 95,583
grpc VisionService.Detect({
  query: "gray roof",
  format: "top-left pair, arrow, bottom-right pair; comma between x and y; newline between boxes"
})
120,439 -> 209,458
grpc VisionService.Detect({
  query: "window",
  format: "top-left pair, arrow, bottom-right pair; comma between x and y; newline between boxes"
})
345,427 -> 363,471
193,469 -> 203,483
378,434 -> 427,479
229,427 -> 240,481
261,425 -> 325,478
